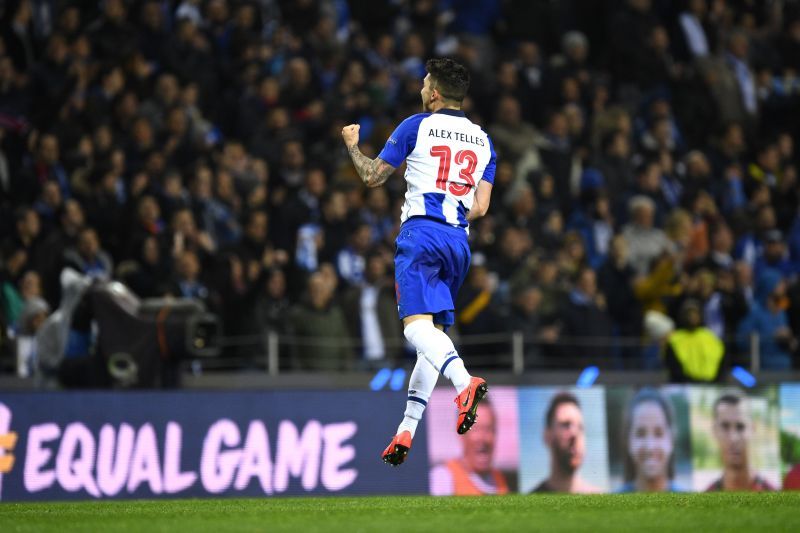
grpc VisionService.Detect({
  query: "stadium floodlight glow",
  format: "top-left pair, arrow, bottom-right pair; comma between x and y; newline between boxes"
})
732,366 -> 757,388
390,368 -> 407,391
576,366 -> 600,388
370,367 -> 392,391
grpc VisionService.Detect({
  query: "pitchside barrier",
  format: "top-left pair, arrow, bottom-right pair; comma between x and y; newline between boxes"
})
0,385 -> 799,501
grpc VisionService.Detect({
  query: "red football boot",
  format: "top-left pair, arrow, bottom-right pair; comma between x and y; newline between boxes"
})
454,377 -> 488,434
382,430 -> 412,466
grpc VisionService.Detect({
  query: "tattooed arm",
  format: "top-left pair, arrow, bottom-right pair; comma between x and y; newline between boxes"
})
347,145 -> 396,188
342,124 -> 396,188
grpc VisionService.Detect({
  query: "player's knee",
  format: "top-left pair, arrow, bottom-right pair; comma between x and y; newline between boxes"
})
403,316 -> 434,343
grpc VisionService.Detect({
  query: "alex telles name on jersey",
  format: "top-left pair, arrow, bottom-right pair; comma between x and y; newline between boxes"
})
427,129 -> 486,147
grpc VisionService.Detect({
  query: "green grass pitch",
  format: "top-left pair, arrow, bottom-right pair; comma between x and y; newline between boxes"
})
1,493 -> 799,532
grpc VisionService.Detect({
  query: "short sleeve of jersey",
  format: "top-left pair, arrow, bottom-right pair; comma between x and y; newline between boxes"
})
378,113 -> 429,168
481,135 -> 497,185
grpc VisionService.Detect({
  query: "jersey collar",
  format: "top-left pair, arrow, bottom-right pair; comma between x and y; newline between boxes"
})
435,108 -> 466,117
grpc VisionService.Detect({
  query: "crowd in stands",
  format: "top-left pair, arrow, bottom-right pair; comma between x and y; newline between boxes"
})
1,0 -> 799,378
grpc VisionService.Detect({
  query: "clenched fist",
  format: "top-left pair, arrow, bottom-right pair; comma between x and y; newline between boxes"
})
342,124 -> 360,149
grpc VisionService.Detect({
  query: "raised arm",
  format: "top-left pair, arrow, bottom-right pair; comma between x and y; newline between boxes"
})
342,124 -> 396,188
466,179 -> 493,222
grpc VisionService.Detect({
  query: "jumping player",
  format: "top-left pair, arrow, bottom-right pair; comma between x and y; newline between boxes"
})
341,58 -> 496,466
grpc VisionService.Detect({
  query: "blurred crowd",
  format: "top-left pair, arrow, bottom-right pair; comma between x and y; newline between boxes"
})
1,0 -> 799,376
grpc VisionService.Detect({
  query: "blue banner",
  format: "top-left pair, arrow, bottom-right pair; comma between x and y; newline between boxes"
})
1,384 -> 798,501
0,391 -> 428,501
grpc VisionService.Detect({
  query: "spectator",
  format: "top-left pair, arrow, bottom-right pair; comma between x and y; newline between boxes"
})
167,249 -> 209,303
708,123 -> 747,178
634,252 -> 683,316
337,223 -> 372,286
499,181 -> 539,237
360,186 -> 394,246
664,298 -> 726,382
489,227 -> 533,282
456,253 -> 505,361
555,266 -> 614,365
1,0 -> 36,74
747,141 -> 782,191
254,268 -> 290,337
15,296 -> 50,378
120,235 -> 170,299
189,166 -> 241,248
593,129 -> 635,200
63,227 -> 113,280
4,207 -> 42,273
530,171 -> 560,221
170,207 -> 215,260
38,199 -> 85,306
618,159 -> 670,226
86,0 -> 137,63
702,222 -> 736,273
636,25 -> 676,91
735,204 -> 779,269
754,229 -> 799,279
137,1 -> 169,66
567,188 -> 613,269
538,110 -> 575,212
608,0 -> 659,87
506,284 -> 556,363
488,95 -> 542,179
33,181 -> 63,230
129,195 -> 166,256
274,168 -> 326,249
0,247 -> 32,328
675,0 -> 717,61
287,271 -> 353,371
713,267 -> 750,349
724,30 -> 758,119
342,251 -> 403,367
622,196 -> 672,276
597,234 -> 644,361
736,268 -> 795,370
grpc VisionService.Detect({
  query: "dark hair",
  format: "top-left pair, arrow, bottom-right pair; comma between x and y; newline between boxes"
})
635,157 -> 660,176
79,225 -> 98,238
14,206 -> 34,224
545,391 -> 580,428
425,58 -> 470,103
244,209 -> 268,226
571,264 -> 594,285
623,388 -> 676,483
601,130 -> 624,153
713,391 -> 744,420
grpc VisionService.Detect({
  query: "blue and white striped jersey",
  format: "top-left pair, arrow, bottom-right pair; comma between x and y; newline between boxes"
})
378,109 -> 496,231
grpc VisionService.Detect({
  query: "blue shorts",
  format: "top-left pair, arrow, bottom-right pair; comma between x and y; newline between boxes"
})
394,217 -> 471,328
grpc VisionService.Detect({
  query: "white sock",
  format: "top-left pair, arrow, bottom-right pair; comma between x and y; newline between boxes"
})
397,352 -> 439,438
403,320 -> 471,393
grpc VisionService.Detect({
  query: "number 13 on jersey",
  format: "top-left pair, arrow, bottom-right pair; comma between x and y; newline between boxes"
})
430,145 -> 477,197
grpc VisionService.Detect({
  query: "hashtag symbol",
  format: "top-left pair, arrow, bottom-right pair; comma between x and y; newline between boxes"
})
0,432 -> 17,473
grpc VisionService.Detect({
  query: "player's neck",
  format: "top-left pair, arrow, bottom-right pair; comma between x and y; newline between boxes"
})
635,475 -> 667,492
547,468 -> 578,492
723,466 -> 752,490
428,101 -> 461,114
